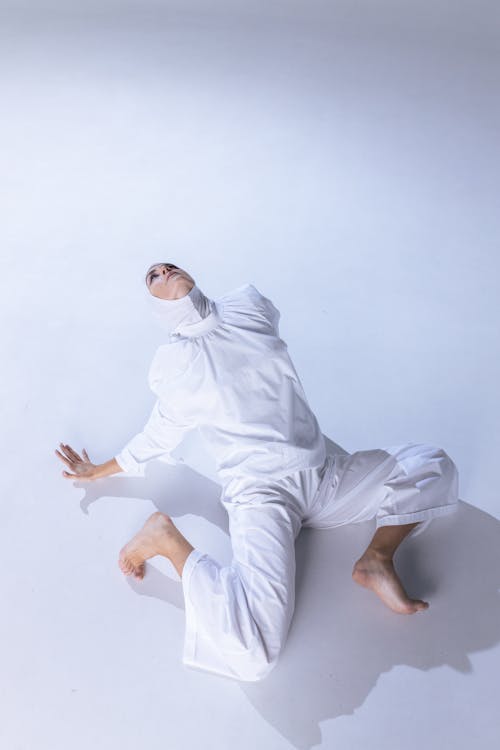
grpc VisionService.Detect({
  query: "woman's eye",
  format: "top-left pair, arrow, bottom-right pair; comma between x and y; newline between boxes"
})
150,273 -> 158,281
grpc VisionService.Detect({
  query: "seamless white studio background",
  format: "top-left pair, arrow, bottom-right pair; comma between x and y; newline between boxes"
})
0,2 -> 499,749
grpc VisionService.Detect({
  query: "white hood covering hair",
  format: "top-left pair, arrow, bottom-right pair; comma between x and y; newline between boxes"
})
147,284 -> 215,337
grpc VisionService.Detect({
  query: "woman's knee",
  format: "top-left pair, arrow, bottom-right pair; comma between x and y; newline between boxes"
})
428,444 -> 458,479
419,443 -> 459,498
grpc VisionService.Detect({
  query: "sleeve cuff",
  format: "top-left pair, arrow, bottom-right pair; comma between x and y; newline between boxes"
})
114,454 -> 129,472
114,450 -> 145,476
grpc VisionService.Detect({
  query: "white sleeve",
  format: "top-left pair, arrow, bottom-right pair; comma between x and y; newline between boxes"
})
114,399 -> 192,475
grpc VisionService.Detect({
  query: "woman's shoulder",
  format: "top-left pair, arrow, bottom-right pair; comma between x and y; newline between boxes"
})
216,282 -> 276,310
216,282 -> 258,302
216,283 -> 281,333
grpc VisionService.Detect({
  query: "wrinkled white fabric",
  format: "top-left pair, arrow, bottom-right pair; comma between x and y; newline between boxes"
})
302,443 -> 459,539
115,283 -> 326,490
115,283 -> 460,682
148,283 -> 213,337
181,442 -> 459,681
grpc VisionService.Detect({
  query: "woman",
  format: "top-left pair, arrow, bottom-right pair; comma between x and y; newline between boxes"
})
55,262 -> 459,682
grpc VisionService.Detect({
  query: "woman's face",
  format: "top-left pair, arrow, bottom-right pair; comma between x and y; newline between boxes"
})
145,263 -> 195,299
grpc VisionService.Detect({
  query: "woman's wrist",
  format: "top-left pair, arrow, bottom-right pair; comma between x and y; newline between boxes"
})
93,458 -> 123,479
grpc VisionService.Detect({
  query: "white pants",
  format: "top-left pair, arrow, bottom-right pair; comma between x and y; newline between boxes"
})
181,442 -> 459,682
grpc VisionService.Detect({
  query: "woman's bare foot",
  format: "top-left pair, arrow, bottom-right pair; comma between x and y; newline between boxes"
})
352,549 -> 429,614
118,512 -> 179,580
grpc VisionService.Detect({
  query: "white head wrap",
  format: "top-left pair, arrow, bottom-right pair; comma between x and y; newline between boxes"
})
147,283 -> 214,337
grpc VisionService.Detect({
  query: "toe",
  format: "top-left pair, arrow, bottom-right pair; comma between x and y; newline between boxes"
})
134,564 -> 145,580
120,558 -> 134,575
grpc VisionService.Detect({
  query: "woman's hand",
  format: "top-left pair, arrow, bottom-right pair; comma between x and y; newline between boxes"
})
55,443 -> 98,480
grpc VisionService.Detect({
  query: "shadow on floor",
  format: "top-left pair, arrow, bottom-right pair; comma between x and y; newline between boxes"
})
76,436 -> 500,750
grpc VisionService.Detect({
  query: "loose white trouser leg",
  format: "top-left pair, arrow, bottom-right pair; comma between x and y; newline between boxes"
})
303,442 -> 459,540
181,497 -> 301,682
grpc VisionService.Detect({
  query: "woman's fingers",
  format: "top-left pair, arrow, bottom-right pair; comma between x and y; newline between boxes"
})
60,443 -> 82,462
56,443 -> 95,481
55,449 -> 74,468
57,444 -> 73,461
63,470 -> 93,481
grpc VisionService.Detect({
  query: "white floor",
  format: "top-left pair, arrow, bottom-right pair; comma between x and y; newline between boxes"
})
1,2 -> 499,748
3,430 -> 500,749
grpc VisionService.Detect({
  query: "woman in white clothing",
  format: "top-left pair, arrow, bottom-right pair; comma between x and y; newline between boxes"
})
55,262 -> 459,682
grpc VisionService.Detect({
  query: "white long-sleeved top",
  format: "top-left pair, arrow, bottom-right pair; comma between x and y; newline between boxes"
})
115,284 -> 326,497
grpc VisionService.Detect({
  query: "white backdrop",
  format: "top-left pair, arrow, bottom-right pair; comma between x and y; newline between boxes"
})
1,2 -> 499,749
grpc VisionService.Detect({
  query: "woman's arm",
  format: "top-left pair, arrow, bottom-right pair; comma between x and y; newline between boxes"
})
56,400 -> 191,481
113,399 -> 192,475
